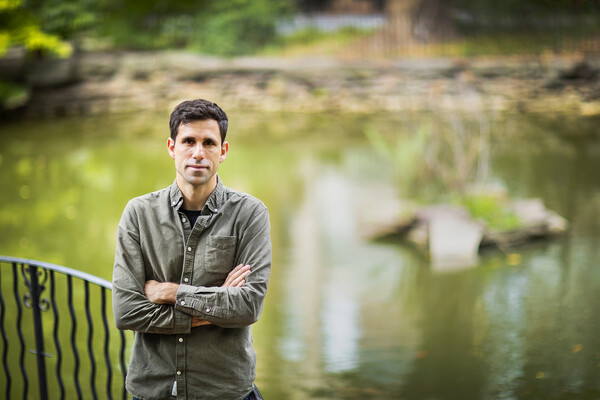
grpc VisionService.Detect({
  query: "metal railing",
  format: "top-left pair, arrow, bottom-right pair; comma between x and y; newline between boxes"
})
0,256 -> 129,400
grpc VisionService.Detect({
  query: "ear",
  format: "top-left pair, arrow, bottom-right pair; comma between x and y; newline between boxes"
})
219,141 -> 229,163
167,137 -> 176,160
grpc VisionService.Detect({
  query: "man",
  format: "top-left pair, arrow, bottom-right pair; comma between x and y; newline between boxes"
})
112,99 -> 271,400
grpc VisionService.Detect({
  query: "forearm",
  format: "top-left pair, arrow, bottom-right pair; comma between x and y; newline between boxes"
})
112,284 -> 192,334
175,280 -> 268,328
144,280 -> 179,304
143,263 -> 253,327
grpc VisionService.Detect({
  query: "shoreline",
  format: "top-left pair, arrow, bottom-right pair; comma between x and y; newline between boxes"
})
3,51 -> 600,119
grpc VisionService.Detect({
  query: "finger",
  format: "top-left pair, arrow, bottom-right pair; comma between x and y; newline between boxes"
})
232,264 -> 250,276
223,264 -> 246,286
230,270 -> 251,287
226,267 -> 250,287
232,263 -> 245,272
235,279 -> 245,288
223,265 -> 242,286
225,265 -> 250,284
192,318 -> 212,327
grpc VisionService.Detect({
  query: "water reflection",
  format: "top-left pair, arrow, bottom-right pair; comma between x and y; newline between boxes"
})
1,112 -> 600,399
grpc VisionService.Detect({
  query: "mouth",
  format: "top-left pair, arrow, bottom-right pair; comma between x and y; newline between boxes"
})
187,164 -> 209,170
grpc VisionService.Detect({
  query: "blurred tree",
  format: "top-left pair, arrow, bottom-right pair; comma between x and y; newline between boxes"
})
384,0 -> 456,45
192,0 -> 294,56
453,0 -> 599,12
94,0 -> 293,55
411,0 -> 455,42
384,0 -> 418,45
95,0 -> 202,49
294,0 -> 386,13
30,0 -> 97,42
0,0 -> 72,57
383,0 -> 599,50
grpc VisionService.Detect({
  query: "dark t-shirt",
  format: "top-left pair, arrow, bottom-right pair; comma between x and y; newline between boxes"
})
181,209 -> 202,227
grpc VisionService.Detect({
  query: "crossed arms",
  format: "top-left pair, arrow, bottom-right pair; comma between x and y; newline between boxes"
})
144,264 -> 251,327
112,198 -> 271,334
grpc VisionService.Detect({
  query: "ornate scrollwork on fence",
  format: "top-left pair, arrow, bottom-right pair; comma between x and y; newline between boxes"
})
20,265 -> 50,312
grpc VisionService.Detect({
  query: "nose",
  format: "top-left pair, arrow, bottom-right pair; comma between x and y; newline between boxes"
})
192,144 -> 204,159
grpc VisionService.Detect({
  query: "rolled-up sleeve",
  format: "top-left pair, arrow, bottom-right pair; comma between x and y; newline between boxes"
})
112,200 -> 192,334
174,206 -> 272,328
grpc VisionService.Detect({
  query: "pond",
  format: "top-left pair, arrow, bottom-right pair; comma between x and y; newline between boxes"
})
1,109 -> 600,399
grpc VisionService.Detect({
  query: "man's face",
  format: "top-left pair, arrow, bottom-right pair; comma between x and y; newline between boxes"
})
167,119 -> 228,190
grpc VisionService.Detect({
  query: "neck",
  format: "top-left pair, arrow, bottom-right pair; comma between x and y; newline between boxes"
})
176,175 -> 217,210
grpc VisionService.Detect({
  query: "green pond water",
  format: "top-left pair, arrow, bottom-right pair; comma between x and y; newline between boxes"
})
1,110 -> 600,399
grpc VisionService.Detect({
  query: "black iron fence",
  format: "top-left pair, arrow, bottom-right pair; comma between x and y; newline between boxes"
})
0,256 -> 129,400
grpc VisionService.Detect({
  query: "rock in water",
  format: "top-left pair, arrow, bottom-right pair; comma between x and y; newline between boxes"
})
422,205 -> 485,271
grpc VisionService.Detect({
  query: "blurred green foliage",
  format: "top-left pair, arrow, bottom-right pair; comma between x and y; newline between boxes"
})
0,0 -> 72,57
454,193 -> 522,232
1,0 -> 293,56
90,0 -> 294,55
279,26 -> 375,47
365,110 -> 526,231
190,0 -> 293,55
261,26 -> 376,56
1,0 -> 598,59
34,0 -> 97,41
0,79 -> 27,108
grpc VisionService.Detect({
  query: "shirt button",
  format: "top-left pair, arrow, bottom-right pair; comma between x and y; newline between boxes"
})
180,300 -> 186,306
187,247 -> 192,252
205,307 -> 211,313
184,278 -> 189,283
181,217 -> 186,223
177,370 -> 182,375
179,337 -> 184,343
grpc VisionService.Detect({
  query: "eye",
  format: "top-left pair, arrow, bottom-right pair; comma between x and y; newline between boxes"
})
182,137 -> 194,144
204,139 -> 217,146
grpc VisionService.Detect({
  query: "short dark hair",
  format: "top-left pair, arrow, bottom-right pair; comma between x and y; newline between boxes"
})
169,99 -> 228,143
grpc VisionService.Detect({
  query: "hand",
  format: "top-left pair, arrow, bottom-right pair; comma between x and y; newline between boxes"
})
192,316 -> 212,327
144,280 -> 179,305
222,264 -> 251,287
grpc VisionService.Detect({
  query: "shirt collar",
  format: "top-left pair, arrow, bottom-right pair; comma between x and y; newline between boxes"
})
169,176 -> 223,213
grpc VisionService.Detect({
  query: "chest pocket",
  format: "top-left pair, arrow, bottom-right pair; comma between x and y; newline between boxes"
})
205,235 -> 237,273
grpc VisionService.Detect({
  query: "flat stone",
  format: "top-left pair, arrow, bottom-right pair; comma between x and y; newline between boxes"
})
427,206 -> 484,269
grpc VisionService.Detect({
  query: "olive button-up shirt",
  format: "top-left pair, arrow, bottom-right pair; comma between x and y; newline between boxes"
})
112,178 -> 272,400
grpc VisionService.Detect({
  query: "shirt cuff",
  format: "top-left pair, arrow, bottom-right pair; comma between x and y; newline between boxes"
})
175,284 -> 232,319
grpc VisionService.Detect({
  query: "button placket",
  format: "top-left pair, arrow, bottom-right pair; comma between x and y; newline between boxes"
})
174,204 -> 190,400
175,331 -> 185,398
181,216 -> 209,294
